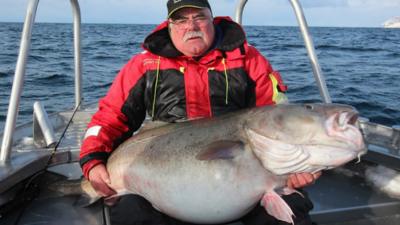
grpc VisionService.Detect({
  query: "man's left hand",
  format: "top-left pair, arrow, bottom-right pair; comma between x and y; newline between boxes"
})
287,172 -> 322,189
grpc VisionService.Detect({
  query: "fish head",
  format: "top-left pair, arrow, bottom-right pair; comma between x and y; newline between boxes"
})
245,104 -> 367,175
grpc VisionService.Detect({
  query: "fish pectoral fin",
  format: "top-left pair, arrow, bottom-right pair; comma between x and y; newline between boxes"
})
196,140 -> 245,161
246,128 -> 310,175
261,191 -> 295,224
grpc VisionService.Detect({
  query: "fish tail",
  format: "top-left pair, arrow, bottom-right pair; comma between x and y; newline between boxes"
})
48,178 -> 83,195
80,179 -> 102,206
48,178 -> 101,206
261,191 -> 295,224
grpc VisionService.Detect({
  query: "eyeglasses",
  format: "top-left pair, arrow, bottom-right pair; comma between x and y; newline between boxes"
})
169,16 -> 211,30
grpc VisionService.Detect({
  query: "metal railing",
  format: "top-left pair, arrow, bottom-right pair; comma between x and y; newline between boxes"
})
234,0 -> 332,103
0,0 -> 83,164
234,0 -> 248,25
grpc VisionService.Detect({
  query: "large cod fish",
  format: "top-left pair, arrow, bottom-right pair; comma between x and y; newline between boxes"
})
82,104 -> 366,224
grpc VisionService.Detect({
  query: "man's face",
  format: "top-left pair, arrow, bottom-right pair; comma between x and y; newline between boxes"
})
169,8 -> 215,57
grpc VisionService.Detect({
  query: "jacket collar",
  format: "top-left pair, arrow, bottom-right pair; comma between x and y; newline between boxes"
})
142,17 -> 247,59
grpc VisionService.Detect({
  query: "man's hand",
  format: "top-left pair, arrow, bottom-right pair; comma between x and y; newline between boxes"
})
287,172 -> 322,189
88,164 -> 117,197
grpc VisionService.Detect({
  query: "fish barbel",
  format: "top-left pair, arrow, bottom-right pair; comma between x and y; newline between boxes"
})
82,104 -> 366,224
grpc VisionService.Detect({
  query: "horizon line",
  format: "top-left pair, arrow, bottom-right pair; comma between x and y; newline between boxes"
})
0,20 -> 383,29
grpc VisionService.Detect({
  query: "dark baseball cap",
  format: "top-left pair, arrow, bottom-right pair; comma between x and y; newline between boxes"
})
167,0 -> 212,18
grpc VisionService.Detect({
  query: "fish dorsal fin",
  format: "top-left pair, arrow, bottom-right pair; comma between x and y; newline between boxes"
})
246,128 -> 310,175
196,140 -> 245,161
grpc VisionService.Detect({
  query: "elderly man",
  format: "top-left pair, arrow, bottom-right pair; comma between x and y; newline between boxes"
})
79,0 -> 320,224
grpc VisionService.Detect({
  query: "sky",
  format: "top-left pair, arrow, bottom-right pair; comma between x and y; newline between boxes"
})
0,0 -> 399,27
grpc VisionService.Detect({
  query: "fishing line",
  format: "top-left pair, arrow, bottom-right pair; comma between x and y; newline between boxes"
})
8,99 -> 83,225
45,98 -> 83,167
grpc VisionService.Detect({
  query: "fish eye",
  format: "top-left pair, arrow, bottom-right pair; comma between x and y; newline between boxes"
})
304,104 -> 314,110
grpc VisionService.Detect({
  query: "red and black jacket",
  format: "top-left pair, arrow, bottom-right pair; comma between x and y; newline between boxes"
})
79,17 -> 287,178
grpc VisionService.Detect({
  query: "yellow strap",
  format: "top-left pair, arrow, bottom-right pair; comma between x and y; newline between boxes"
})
222,58 -> 229,105
151,56 -> 161,118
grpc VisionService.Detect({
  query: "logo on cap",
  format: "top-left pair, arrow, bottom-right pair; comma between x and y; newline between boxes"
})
173,0 -> 182,3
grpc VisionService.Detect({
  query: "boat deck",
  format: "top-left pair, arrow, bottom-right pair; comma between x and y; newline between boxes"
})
1,104 -> 400,225
1,165 -> 399,225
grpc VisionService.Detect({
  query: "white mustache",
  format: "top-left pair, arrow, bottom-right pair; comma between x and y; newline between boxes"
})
183,31 -> 204,42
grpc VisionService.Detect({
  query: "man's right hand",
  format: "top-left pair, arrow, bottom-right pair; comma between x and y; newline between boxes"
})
88,163 -> 117,197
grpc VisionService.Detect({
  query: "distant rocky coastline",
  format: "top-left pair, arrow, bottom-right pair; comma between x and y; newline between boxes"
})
383,16 -> 400,28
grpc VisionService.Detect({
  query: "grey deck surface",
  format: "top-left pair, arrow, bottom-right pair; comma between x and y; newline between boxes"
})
1,105 -> 400,225
307,169 -> 400,224
1,163 -> 399,225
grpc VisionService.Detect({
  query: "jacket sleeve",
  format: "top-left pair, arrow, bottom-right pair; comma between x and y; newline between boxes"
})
79,55 -> 147,178
244,45 -> 288,106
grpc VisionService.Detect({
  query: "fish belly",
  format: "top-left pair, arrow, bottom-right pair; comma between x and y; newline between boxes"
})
119,141 -> 272,224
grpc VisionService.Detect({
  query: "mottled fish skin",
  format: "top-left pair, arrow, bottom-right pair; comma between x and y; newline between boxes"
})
106,112 -> 276,223
90,104 -> 366,224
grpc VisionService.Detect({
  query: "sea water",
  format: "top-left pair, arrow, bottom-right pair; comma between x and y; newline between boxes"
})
0,23 -> 399,131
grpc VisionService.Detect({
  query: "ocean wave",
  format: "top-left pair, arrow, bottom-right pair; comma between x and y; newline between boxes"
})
26,73 -> 74,88
28,54 -> 47,62
127,41 -> 142,46
90,40 -> 115,46
84,82 -> 112,90
31,46 -> 56,52
281,44 -> 305,49
1,52 -> 18,57
0,71 -> 10,77
36,73 -> 71,81
90,55 -> 119,60
316,44 -> 383,53
344,101 -> 397,124
0,81 -> 12,88
384,52 -> 400,58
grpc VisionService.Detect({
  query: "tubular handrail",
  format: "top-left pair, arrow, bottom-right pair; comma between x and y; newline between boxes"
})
0,0 -> 83,164
234,0 -> 332,103
0,0 -> 39,164
289,0 -> 331,103
234,0 -> 248,25
71,0 -> 83,109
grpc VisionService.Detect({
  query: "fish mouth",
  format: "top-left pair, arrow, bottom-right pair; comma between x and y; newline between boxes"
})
325,110 -> 366,153
335,110 -> 359,128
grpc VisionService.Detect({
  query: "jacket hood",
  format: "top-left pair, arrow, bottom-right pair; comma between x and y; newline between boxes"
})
142,17 -> 247,58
